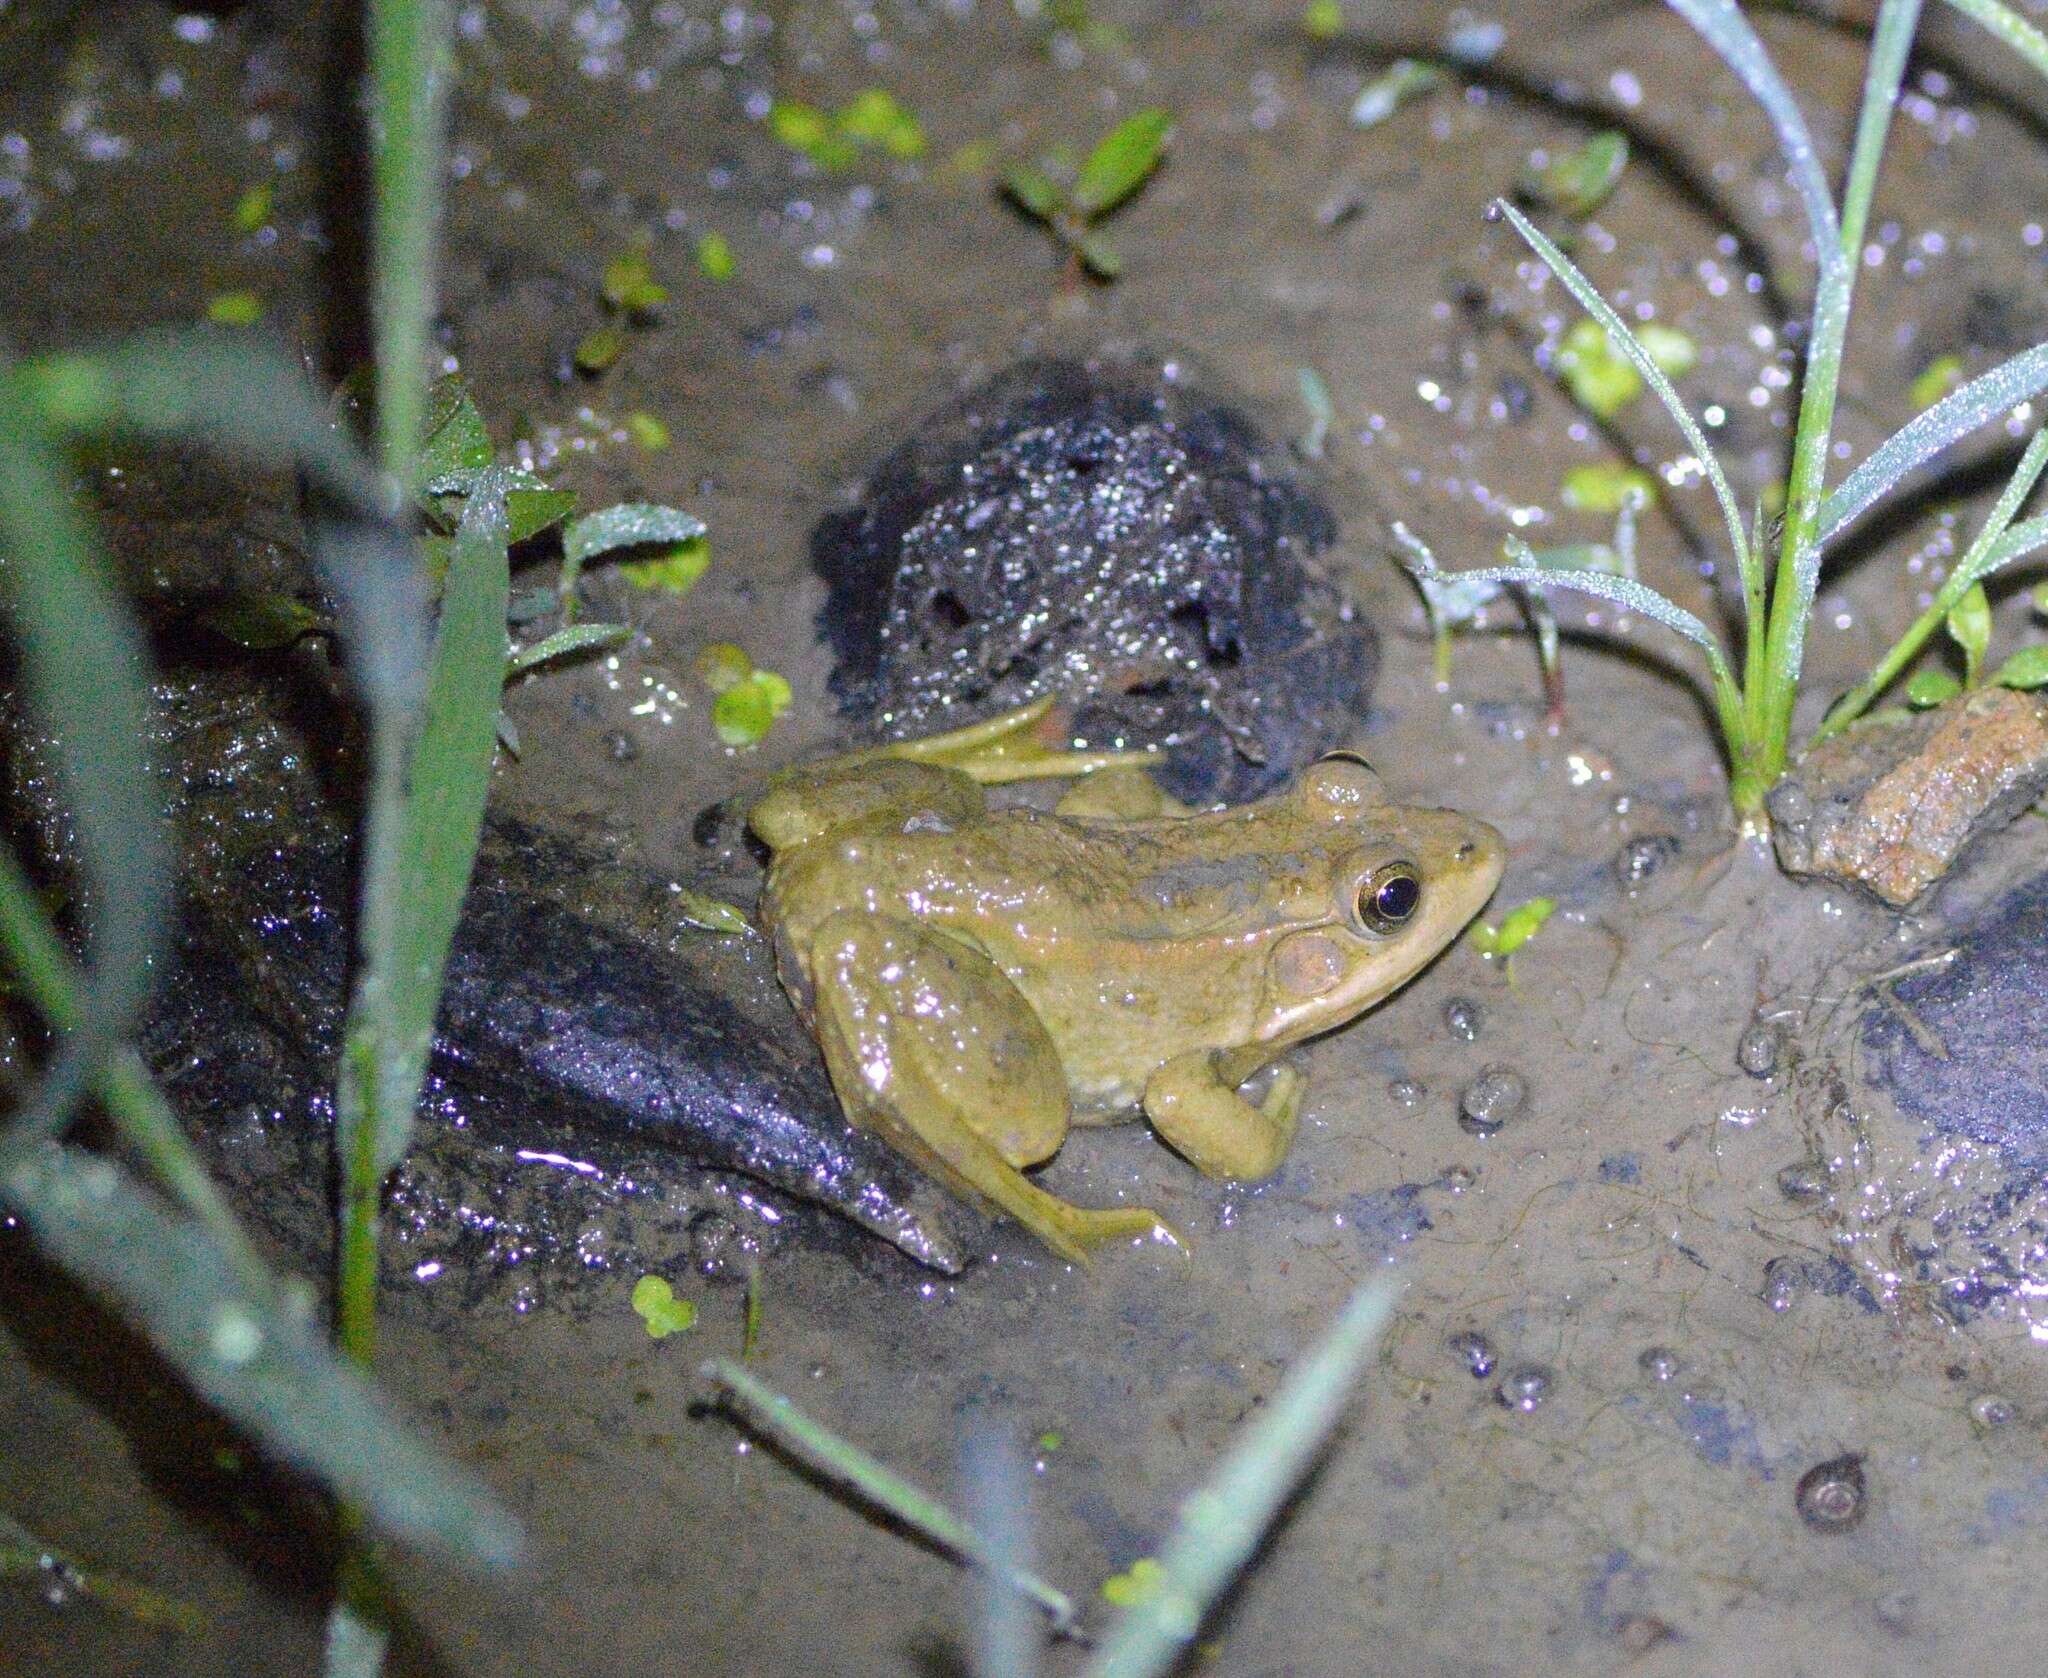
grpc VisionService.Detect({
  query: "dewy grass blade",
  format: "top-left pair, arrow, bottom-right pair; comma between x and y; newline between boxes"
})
1817,341 -> 2048,546
1492,201 -> 1756,625
700,1358 -> 1080,1638
1083,1280 -> 1399,1678
1943,0 -> 2048,83
1,1143 -> 521,1571
0,389 -> 169,1163
336,471 -> 509,1365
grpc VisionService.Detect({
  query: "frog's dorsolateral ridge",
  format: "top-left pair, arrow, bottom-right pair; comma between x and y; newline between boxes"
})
750,699 -> 1504,1261
813,352 -> 1379,805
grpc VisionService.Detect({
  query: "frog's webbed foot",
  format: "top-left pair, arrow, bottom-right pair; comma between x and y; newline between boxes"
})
881,696 -> 1159,786
1144,1048 -> 1301,1181
807,909 -> 1179,1264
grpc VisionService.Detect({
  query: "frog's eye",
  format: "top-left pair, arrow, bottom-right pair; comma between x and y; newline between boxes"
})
1316,749 -> 1375,771
1357,861 -> 1423,934
1302,752 -> 1386,814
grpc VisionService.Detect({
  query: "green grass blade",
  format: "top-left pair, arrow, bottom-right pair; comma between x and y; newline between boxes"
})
1492,201 -> 1756,627
1,1143 -> 520,1570
1083,1280 -> 1398,1678
367,0 -> 451,482
507,622 -> 631,678
558,502 -> 707,605
0,389 -> 169,1162
699,1358 -> 1080,1638
1817,341 -> 2048,546
1942,0 -> 2048,81
1663,0 -> 1842,256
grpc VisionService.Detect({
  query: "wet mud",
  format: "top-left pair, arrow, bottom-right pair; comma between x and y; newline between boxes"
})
8,2 -> 2048,1676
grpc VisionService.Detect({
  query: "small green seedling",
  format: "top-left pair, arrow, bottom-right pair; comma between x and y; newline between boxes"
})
1909,353 -> 1965,411
624,410 -> 672,452
1100,1556 -> 1166,1607
1554,317 -> 1697,421
1471,896 -> 1555,990
631,1275 -> 697,1339
770,89 -> 925,170
695,642 -> 793,747
206,291 -> 264,327
1520,130 -> 1630,218
694,232 -> 734,281
1350,58 -> 1442,127
231,182 -> 273,235
1899,578 -> 2048,708
1001,107 -> 1173,280
575,231 -> 670,375
1301,0 -> 1345,39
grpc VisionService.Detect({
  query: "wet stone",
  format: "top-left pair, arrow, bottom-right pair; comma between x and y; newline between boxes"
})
1457,1066 -> 1527,1135
812,350 -> 1378,804
1638,1346 -> 1682,1383
1496,1364 -> 1553,1413
1442,996 -> 1484,1043
1446,1328 -> 1497,1378
1761,1256 -> 1802,1313
1613,833 -> 1681,886
1795,1454 -> 1868,1532
1737,1022 -> 1783,1078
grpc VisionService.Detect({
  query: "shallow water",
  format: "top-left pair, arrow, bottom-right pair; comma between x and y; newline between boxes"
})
7,2 -> 2048,1673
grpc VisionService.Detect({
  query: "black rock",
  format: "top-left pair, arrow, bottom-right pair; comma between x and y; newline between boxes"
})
812,351 -> 1378,804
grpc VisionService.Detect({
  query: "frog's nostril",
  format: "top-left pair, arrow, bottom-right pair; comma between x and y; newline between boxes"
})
1457,841 -> 1475,860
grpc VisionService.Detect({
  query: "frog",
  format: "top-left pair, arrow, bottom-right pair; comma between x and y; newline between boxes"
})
749,698 -> 1505,1262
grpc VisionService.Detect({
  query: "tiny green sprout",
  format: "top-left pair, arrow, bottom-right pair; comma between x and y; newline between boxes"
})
1561,461 -> 1656,514
631,1275 -> 698,1340
206,291 -> 264,327
770,91 -> 924,169
1301,0 -> 1345,39
1101,1557 -> 1165,1607
714,671 -> 794,748
1994,645 -> 2048,690
1470,896 -> 1554,960
1947,581 -> 1992,686
1037,1429 -> 1064,1452
743,1267 -> 764,1358
602,236 -> 669,314
625,410 -> 672,452
674,886 -> 751,937
231,181 -> 273,235
1905,667 -> 1962,707
836,88 -> 926,159
1554,318 -> 1695,419
695,231 -> 734,280
695,641 -> 755,696
1522,130 -> 1629,218
1000,108 -> 1172,281
1909,352 -> 1966,411
1350,58 -> 1442,127
574,322 -> 626,375
617,536 -> 710,595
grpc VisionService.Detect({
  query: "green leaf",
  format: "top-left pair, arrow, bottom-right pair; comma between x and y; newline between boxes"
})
769,99 -> 833,153
1993,644 -> 2048,689
200,592 -> 330,651
1637,323 -> 1699,380
1561,462 -> 1655,514
1909,352 -> 1966,411
1,1144 -> 521,1570
1491,897 -> 1555,957
416,376 -> 495,487
206,291 -> 264,327
231,181 -> 274,235
601,238 -> 668,313
1301,0 -> 1345,37
695,641 -> 754,695
631,1275 -> 698,1339
564,503 -> 707,568
713,670 -> 792,746
625,410 -> 672,451
1071,108 -> 1171,219
1001,163 -> 1066,223
1349,58 -> 1442,127
506,486 -> 577,546
1555,318 -> 1642,418
694,233 -> 734,281
838,89 -> 925,158
1905,667 -> 1962,707
506,622 -> 631,679
617,538 -> 710,594
1524,130 -> 1629,217
1947,581 -> 1992,684
1074,231 -> 1124,280
574,323 -> 627,375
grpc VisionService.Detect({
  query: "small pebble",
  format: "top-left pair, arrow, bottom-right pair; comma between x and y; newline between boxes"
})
1737,1022 -> 1783,1078
1446,1328 -> 1496,1378
1795,1453 -> 1867,1532
1443,996 -> 1484,1042
1496,1364 -> 1553,1413
1776,1161 -> 1829,1202
1458,1066 -> 1527,1135
1387,1077 -> 1426,1109
1968,1392 -> 2017,1433
1638,1346 -> 1682,1383
1614,833 -> 1681,886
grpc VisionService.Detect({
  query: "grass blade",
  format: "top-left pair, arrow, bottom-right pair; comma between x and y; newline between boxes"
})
1492,201 -> 1756,628
1082,1280 -> 1398,1678
2,1144 -> 520,1569
0,389 -> 169,1163
1942,0 -> 2048,82
699,1357 -> 1080,1638
1817,341 -> 2048,545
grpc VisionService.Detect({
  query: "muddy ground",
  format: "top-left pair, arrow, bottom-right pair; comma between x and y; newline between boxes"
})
7,1 -> 2048,1673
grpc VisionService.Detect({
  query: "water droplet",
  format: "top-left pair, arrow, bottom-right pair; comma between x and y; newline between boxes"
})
1776,1161 -> 1828,1202
1638,1345 -> 1682,1382
1968,1392 -> 2017,1433
1458,1066 -> 1527,1134
1442,996 -> 1484,1042
1795,1453 -> 1866,1531
1737,1022 -> 1783,1078
1613,833 -> 1680,885
1761,1257 -> 1801,1313
1496,1364 -> 1553,1412
1447,1328 -> 1496,1378
208,1307 -> 263,1365
1387,1077 -> 1426,1108
1482,200 -> 1504,224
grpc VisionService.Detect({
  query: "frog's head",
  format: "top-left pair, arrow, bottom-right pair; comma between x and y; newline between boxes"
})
1256,752 -> 1505,1044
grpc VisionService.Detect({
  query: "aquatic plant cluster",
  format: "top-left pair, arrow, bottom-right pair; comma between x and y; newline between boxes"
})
1399,0 -> 2048,818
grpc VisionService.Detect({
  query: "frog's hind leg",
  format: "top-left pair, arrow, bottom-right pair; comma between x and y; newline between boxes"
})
882,696 -> 1159,785
1143,1047 -> 1302,1181
806,909 -> 1177,1263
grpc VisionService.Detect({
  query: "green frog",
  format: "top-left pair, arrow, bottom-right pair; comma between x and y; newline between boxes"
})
750,700 -> 1504,1262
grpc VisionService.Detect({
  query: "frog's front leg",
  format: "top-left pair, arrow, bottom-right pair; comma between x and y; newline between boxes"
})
1143,1047 -> 1302,1181
881,695 -> 1157,785
806,909 -> 1177,1264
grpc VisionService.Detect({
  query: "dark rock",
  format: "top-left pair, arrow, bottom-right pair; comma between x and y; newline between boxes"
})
812,350 -> 1378,804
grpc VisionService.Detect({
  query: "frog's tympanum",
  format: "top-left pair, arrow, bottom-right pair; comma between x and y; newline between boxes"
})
751,700 -> 1504,1261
